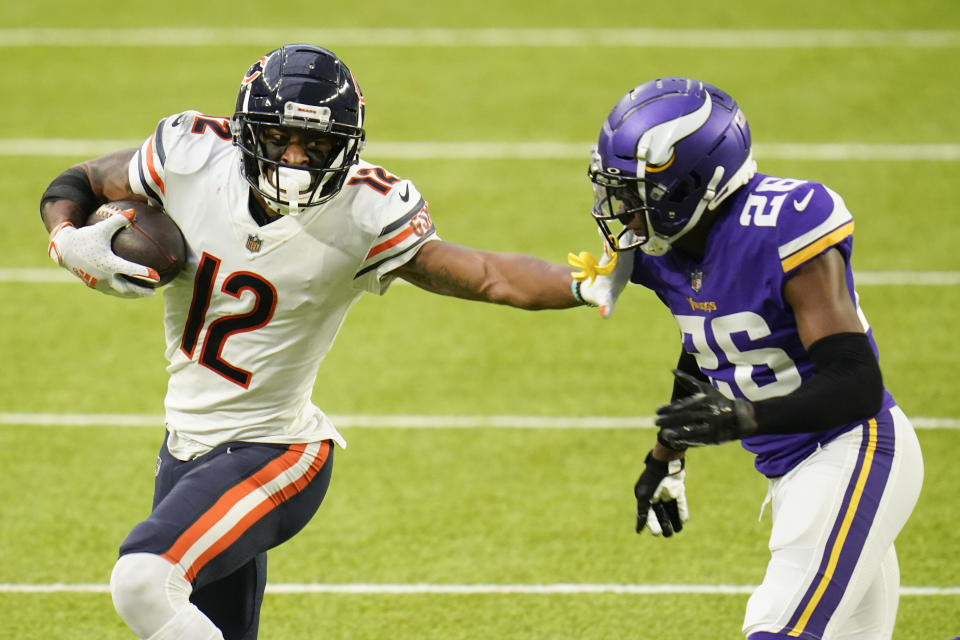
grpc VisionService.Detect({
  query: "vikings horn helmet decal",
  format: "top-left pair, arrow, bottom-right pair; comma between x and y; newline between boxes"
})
588,78 -> 755,255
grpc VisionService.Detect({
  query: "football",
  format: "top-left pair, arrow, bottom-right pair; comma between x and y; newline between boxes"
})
86,200 -> 186,287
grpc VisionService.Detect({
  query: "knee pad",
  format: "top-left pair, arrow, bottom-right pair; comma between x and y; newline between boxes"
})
110,553 -> 192,638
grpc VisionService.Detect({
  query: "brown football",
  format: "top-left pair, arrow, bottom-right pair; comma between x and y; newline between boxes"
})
86,200 -> 186,286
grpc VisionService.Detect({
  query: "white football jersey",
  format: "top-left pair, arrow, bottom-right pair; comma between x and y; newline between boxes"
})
129,111 -> 438,460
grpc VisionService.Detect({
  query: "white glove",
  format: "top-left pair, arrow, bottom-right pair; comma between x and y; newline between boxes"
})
645,461 -> 689,536
634,453 -> 689,537
568,246 -> 634,318
47,206 -> 158,298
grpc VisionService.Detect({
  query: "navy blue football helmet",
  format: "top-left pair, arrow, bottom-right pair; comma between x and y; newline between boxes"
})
589,78 -> 755,255
232,44 -> 366,214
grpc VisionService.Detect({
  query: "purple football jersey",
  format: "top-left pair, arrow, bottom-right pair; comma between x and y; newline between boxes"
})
632,173 -> 895,477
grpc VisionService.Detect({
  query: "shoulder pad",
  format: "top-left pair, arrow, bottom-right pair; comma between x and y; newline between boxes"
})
772,181 -> 854,273
159,111 -> 233,174
129,111 -> 234,207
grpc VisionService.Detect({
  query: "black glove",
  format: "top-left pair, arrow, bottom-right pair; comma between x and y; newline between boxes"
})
656,370 -> 758,448
634,450 -> 687,537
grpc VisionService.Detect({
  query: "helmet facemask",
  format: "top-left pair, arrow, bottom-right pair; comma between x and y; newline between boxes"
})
233,103 -> 364,215
232,45 -> 366,216
588,151 -> 653,252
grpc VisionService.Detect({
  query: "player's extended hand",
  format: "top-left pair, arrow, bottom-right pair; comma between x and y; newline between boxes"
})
47,207 -> 157,298
634,450 -> 688,537
656,370 -> 758,448
568,246 -> 633,318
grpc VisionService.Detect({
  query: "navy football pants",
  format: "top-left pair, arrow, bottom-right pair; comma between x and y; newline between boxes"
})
118,434 -> 334,640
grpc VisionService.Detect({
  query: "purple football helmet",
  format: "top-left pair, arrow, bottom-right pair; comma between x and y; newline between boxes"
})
589,78 -> 755,255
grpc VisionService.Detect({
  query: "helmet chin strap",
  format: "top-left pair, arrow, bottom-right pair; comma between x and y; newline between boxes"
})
640,165 -> 725,256
709,150 -> 756,211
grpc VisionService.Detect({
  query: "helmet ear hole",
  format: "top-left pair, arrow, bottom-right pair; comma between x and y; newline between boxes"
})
689,171 -> 702,190
669,182 -> 689,203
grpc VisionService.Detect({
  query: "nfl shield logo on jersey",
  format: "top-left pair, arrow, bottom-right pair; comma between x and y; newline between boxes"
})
691,270 -> 703,293
246,234 -> 263,253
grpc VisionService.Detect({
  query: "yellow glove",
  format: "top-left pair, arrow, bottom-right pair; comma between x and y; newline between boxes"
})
567,249 -> 632,318
567,250 -> 618,284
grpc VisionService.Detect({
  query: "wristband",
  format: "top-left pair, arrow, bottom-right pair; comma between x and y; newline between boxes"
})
571,279 -> 595,307
644,450 -> 685,474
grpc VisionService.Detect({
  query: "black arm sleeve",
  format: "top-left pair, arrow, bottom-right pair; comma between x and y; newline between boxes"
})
39,166 -> 98,217
671,348 -> 709,401
657,348 -> 710,450
752,332 -> 884,435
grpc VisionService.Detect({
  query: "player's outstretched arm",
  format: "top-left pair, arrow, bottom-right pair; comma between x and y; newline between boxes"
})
393,240 -> 578,310
394,240 -> 632,314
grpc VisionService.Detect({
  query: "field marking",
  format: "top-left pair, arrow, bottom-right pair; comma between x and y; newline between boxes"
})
0,582 -> 956,596
852,271 -> 960,286
4,139 -> 960,161
0,413 -> 957,430
0,27 -> 957,49
2,268 -> 959,287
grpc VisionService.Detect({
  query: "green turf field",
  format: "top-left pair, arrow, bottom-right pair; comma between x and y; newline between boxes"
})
2,1 -> 959,638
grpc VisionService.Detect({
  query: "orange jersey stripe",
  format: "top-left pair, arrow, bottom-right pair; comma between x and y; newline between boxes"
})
161,443 -> 317,571
366,226 -> 414,260
145,135 -> 165,195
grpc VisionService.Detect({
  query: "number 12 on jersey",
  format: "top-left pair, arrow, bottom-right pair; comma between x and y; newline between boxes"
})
180,252 -> 277,388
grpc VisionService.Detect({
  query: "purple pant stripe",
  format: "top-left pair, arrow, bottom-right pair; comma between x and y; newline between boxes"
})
779,411 -> 896,638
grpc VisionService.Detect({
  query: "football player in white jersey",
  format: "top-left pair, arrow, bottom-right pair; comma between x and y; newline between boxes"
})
39,45 -> 631,640
576,78 -> 923,639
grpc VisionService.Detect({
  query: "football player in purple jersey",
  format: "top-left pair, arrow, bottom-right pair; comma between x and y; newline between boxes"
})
38,45 -> 630,640
578,77 -> 923,639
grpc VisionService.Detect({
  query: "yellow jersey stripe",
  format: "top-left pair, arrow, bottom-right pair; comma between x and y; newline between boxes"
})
780,221 -> 854,273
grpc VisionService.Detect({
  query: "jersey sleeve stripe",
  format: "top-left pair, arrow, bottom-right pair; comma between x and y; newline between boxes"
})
144,134 -> 165,195
777,187 -> 852,261
133,140 -> 163,205
153,117 -> 168,166
379,198 -> 426,236
780,221 -> 854,272
366,225 -> 415,260
354,230 -> 436,279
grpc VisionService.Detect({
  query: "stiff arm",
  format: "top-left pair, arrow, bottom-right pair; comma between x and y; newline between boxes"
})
393,240 -> 579,311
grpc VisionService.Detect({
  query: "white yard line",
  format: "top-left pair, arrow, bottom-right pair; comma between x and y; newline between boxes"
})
3,139 -> 960,161
0,582 -> 955,595
0,27 -> 958,48
0,268 -> 75,283
0,412 -> 956,430
1,267 -> 958,286
853,271 -> 960,286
